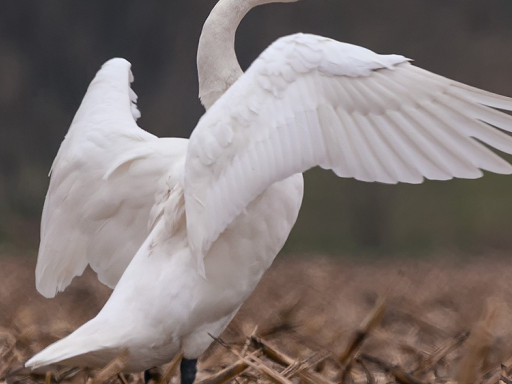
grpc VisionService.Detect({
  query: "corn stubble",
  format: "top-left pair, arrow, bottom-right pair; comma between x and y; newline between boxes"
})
2,255 -> 512,384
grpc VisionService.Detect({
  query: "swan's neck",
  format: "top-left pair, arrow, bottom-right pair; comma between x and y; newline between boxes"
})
197,0 -> 295,110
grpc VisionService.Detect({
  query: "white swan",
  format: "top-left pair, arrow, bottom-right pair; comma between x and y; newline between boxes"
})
26,0 -> 512,383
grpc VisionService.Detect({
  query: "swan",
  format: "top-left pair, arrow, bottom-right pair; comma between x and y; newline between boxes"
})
26,0 -> 512,383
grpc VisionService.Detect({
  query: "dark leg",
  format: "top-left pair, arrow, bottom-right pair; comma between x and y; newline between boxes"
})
143,370 -> 151,384
180,358 -> 198,384
144,367 -> 162,384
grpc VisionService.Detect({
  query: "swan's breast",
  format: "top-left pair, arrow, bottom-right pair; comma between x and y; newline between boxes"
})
204,172 -> 304,290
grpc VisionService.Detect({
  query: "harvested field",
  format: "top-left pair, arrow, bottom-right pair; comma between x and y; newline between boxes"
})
2,253 -> 512,384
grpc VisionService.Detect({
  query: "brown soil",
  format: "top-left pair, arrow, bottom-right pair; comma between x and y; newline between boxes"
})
2,254 -> 512,384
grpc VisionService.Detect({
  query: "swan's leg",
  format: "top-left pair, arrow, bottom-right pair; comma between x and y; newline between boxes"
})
180,358 -> 198,384
143,370 -> 151,384
143,368 -> 161,384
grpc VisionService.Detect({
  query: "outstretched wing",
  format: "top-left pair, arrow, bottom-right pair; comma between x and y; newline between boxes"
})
37,58 -> 188,298
184,33 -> 512,267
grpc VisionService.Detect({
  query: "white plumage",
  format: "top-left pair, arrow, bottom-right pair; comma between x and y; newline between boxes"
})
26,0 -> 512,378
36,59 -> 188,296
186,34 -> 512,268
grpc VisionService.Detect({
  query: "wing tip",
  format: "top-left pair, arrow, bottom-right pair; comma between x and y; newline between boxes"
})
35,269 -> 59,299
35,258 -> 88,298
101,57 -> 132,70
35,277 -> 68,299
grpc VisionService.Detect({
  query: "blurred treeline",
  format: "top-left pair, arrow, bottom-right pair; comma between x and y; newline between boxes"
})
1,0 -> 512,256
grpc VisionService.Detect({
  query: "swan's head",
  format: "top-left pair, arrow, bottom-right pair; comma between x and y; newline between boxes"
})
252,0 -> 299,4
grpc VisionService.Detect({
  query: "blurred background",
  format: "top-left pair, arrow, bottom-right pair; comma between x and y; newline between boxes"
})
2,2 -> 512,382
1,0 -> 512,259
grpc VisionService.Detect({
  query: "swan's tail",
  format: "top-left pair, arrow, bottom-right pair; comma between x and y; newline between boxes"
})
25,321 -> 116,370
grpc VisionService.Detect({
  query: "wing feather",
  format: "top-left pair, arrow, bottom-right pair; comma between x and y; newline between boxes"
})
431,96 -> 512,156
184,33 -> 512,266
366,113 -> 423,183
317,105 -> 351,175
407,65 -> 512,111
37,59 -> 188,297
353,113 -> 399,183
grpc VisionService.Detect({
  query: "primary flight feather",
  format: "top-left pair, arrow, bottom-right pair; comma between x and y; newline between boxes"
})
27,0 -> 512,383
186,33 -> 512,267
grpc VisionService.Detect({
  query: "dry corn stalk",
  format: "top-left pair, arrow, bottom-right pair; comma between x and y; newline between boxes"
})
210,335 -> 292,384
414,331 -> 470,374
455,299 -> 502,384
251,336 -> 335,384
87,349 -> 129,384
158,352 -> 182,384
339,296 -> 386,366
196,359 -> 248,384
360,353 -> 426,384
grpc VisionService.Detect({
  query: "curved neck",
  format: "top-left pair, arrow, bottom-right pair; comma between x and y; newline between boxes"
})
197,0 -> 295,110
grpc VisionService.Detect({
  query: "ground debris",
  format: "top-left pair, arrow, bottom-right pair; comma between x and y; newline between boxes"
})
3,255 -> 512,383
